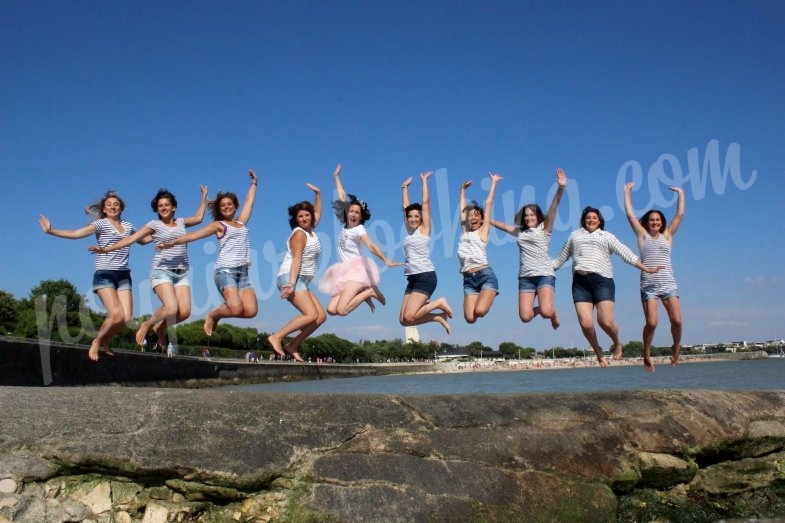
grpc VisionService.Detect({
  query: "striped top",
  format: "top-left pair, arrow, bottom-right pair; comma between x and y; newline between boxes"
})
517,223 -> 554,278
147,218 -> 188,270
337,224 -> 366,262
277,227 -> 322,279
92,219 -> 136,271
552,228 -> 638,278
215,221 -> 250,269
639,234 -> 677,294
457,230 -> 488,273
403,228 -> 435,275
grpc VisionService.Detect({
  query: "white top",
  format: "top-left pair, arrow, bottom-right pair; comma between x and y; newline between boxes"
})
639,234 -> 677,294
147,217 -> 188,270
517,223 -> 554,278
337,224 -> 366,262
457,230 -> 488,273
215,221 -> 250,269
553,228 -> 638,278
277,227 -> 322,279
403,228 -> 435,275
92,219 -> 135,271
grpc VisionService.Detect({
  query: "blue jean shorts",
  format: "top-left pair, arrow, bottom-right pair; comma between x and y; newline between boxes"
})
214,265 -> 252,293
641,288 -> 679,301
462,267 -> 499,296
518,275 -> 556,293
572,272 -> 615,304
150,268 -> 190,289
92,269 -> 132,293
277,274 -> 311,292
405,271 -> 437,297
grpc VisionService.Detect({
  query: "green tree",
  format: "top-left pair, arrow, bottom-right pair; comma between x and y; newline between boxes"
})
0,290 -> 19,333
29,279 -> 86,314
499,341 -> 523,358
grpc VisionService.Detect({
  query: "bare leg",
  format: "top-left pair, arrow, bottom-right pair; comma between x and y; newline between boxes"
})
662,296 -> 682,366
269,291 -> 323,361
463,294 -> 479,324
283,293 -> 327,355
472,289 -> 498,320
596,300 -> 623,360
574,302 -> 608,367
518,292 -> 536,322
642,299 -> 659,372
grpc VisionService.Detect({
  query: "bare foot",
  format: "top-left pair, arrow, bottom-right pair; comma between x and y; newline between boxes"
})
550,311 -> 560,330
437,297 -> 454,319
643,356 -> 655,373
135,321 -> 151,345
88,340 -> 101,362
612,343 -> 623,360
267,334 -> 286,357
370,285 -> 386,306
671,346 -> 681,367
598,357 -> 609,368
102,346 -> 115,356
203,314 -> 217,336
365,297 -> 376,313
435,314 -> 451,335
286,350 -> 305,362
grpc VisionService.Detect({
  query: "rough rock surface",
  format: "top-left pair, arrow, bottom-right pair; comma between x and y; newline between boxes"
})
1,387 -> 784,522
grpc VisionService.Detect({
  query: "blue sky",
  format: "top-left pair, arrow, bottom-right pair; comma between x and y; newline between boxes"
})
2,1 -> 783,351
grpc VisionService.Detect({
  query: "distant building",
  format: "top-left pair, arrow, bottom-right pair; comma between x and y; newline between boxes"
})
405,326 -> 420,343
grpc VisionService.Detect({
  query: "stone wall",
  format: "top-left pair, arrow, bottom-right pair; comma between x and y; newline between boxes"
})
1,388 -> 784,522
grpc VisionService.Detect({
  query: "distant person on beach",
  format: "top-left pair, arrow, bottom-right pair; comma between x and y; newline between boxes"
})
39,191 -> 142,361
268,183 -> 325,362
457,172 -> 503,323
399,171 -> 453,334
158,170 -> 259,336
491,168 -> 567,329
553,206 -> 659,367
624,182 -> 685,372
318,164 -> 402,316
89,185 -> 208,351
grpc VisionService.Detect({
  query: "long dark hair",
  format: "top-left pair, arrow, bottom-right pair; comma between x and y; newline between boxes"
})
639,210 -> 666,233
515,204 -> 544,230
208,192 -> 239,221
150,189 -> 178,215
288,201 -> 316,229
332,194 -> 371,226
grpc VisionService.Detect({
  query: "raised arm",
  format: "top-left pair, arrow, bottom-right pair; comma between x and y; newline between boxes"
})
543,168 -> 567,233
665,186 -> 685,239
491,219 -> 517,236
360,234 -> 403,268
420,171 -> 432,237
184,184 -> 209,227
39,215 -> 95,240
459,180 -> 472,231
478,172 -> 503,242
401,176 -> 413,221
623,182 -> 647,238
89,225 -> 154,254
332,164 -> 347,202
158,221 -> 223,249
306,183 -> 322,227
237,170 -> 258,225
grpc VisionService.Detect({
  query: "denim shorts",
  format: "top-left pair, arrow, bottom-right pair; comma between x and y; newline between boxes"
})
462,267 -> 499,296
572,272 -> 615,304
214,265 -> 252,293
150,268 -> 190,289
405,271 -> 437,297
518,275 -> 556,293
277,273 -> 311,292
641,288 -> 679,301
92,269 -> 132,293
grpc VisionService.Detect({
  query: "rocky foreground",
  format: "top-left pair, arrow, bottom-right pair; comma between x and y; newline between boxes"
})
1,387 -> 784,522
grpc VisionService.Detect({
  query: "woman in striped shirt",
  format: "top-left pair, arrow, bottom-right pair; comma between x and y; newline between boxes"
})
319,164 -> 402,316
553,207 -> 658,367
159,170 -> 259,336
90,185 -> 208,350
39,191 -> 141,361
399,171 -> 453,334
492,168 -> 567,330
268,183 -> 325,361
624,182 -> 685,372
457,172 -> 503,323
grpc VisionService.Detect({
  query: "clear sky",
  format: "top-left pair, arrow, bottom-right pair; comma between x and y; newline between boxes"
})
2,1 -> 783,351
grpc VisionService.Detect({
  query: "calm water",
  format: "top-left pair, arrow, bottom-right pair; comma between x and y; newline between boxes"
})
227,358 -> 785,395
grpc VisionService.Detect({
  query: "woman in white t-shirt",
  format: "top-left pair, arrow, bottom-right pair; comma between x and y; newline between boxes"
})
318,164 -> 402,316
457,172 -> 503,323
491,168 -> 567,329
399,171 -> 453,334
39,191 -> 143,361
159,170 -> 259,336
90,185 -> 208,350
268,183 -> 325,362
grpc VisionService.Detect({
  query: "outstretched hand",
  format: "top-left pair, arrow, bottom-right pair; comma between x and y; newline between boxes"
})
87,245 -> 105,254
248,169 -> 257,183
198,184 -> 208,199
555,168 -> 567,188
420,171 -> 433,181
624,181 -> 635,193
332,164 -> 342,177
38,215 -> 51,234
668,186 -> 684,194
402,176 -> 413,188
306,182 -> 320,194
461,180 -> 473,190
386,260 -> 404,268
488,172 -> 503,183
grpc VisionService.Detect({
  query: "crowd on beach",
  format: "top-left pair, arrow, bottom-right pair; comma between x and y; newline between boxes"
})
39,164 -> 685,372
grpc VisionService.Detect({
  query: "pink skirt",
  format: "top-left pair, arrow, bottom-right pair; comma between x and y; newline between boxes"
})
318,256 -> 380,295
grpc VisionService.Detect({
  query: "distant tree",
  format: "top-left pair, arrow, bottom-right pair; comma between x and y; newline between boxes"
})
29,279 -> 86,314
499,341 -> 523,358
0,290 -> 18,333
622,340 -> 644,358
466,341 -> 491,357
